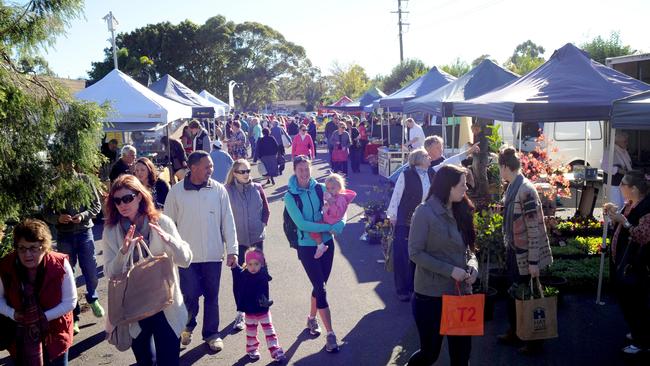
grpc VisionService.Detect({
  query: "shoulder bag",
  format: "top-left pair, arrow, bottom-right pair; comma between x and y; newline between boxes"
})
107,239 -> 174,327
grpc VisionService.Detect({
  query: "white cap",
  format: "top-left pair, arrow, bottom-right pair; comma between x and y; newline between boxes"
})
212,140 -> 223,149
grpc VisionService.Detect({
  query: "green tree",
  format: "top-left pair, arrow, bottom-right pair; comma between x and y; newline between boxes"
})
329,62 -> 370,99
0,0 -> 106,254
380,59 -> 428,94
441,58 -> 470,77
505,40 -> 545,75
580,31 -> 634,65
471,54 -> 495,68
88,17 -> 309,111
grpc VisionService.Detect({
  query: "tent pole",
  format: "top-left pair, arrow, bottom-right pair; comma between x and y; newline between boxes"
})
387,107 -> 391,145
442,116 -> 447,154
451,117 -> 456,154
166,122 -> 173,186
596,122 -> 615,305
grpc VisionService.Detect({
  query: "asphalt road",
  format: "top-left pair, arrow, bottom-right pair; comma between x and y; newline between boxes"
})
1,150 -> 647,366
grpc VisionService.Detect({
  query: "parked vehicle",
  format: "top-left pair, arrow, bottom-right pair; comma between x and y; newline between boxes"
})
496,121 -> 604,169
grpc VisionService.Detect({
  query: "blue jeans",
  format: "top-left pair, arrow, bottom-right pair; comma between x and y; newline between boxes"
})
56,229 -> 99,305
131,311 -> 180,366
179,262 -> 222,340
393,225 -> 415,298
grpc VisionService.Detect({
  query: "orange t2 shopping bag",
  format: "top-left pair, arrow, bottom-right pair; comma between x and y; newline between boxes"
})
440,283 -> 485,336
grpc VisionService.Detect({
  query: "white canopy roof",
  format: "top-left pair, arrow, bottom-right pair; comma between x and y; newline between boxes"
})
76,69 -> 192,130
199,90 -> 230,115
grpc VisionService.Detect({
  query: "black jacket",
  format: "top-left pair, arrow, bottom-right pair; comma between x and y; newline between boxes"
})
231,266 -> 273,314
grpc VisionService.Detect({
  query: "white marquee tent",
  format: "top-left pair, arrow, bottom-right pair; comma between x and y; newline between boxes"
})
76,69 -> 192,131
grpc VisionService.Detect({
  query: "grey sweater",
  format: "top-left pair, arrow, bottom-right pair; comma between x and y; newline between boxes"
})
408,197 -> 478,297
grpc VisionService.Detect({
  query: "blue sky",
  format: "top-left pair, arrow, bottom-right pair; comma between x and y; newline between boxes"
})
45,0 -> 649,81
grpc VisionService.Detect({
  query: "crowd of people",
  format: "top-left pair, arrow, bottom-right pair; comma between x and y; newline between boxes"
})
0,110 -> 649,366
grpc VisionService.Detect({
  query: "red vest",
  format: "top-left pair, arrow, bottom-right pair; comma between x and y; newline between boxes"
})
0,251 -> 74,361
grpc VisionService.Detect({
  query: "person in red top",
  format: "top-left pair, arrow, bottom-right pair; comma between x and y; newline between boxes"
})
291,125 -> 316,160
0,219 -> 77,366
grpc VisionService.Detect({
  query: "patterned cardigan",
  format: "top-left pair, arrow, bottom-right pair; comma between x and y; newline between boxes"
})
508,178 -> 553,275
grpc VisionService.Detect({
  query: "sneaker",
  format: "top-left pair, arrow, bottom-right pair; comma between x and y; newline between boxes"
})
622,345 -> 645,354
73,321 -> 80,335
306,316 -> 321,336
273,351 -> 286,363
247,350 -> 261,360
518,343 -> 543,355
325,333 -> 339,353
180,330 -> 192,346
89,301 -> 105,318
314,244 -> 329,259
497,330 -> 521,346
208,337 -> 224,352
233,312 -> 245,331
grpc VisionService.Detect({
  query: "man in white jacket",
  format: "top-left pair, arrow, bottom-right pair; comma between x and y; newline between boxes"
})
164,150 -> 238,352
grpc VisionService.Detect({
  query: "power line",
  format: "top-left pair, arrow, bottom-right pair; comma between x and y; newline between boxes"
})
391,0 -> 410,63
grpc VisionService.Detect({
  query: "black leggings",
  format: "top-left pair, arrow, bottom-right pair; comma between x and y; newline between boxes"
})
297,239 -> 334,309
408,293 -> 472,366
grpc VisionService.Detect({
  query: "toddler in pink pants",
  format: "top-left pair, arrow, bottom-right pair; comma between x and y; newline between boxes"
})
311,173 -> 356,259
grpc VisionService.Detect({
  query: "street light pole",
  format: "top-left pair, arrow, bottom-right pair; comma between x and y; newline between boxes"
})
102,11 -> 119,70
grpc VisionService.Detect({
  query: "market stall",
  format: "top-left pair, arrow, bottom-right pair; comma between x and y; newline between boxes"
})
378,146 -> 408,178
76,69 -> 193,183
450,43 -> 650,303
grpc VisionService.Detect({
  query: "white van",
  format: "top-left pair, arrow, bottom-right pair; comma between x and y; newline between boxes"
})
496,121 -> 604,169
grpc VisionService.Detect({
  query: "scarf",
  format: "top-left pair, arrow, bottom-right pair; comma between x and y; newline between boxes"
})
503,174 -> 524,248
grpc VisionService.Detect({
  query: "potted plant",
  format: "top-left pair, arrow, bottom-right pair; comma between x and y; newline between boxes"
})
473,210 -> 505,320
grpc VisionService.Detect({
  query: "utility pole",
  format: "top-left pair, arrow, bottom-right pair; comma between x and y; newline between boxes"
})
102,11 -> 119,70
392,0 -> 409,63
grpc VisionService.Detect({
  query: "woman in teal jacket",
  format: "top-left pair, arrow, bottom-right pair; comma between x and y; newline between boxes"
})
284,155 -> 345,353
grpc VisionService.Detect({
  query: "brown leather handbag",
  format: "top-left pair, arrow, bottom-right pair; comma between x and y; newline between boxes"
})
108,240 -> 174,326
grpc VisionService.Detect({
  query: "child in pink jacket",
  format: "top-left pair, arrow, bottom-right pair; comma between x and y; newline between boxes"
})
310,173 -> 356,259
291,127 -> 315,159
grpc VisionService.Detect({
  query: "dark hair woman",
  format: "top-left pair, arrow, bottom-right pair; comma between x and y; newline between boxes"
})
254,128 -> 281,185
227,120 -> 248,160
407,165 -> 478,366
0,219 -> 77,365
604,170 -> 650,354
496,146 -> 553,354
103,175 -> 192,365
283,155 -> 346,353
133,157 -> 170,209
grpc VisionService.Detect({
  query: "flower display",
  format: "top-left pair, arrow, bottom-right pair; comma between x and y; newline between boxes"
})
519,133 -> 571,199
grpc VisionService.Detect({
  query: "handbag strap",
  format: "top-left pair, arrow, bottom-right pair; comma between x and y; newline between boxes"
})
455,281 -> 462,296
528,277 -> 544,299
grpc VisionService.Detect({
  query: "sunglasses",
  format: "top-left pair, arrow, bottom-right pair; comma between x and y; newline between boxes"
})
301,129 -> 308,132
235,169 -> 251,174
112,192 -> 138,206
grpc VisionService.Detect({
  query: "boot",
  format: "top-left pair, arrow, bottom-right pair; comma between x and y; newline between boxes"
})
497,329 -> 521,346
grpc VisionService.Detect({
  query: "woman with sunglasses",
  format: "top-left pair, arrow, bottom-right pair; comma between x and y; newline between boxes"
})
284,155 -> 345,353
291,125 -> 316,160
133,157 -> 170,209
224,159 -> 270,331
103,174 -> 192,365
254,128 -> 281,185
0,219 -> 77,366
